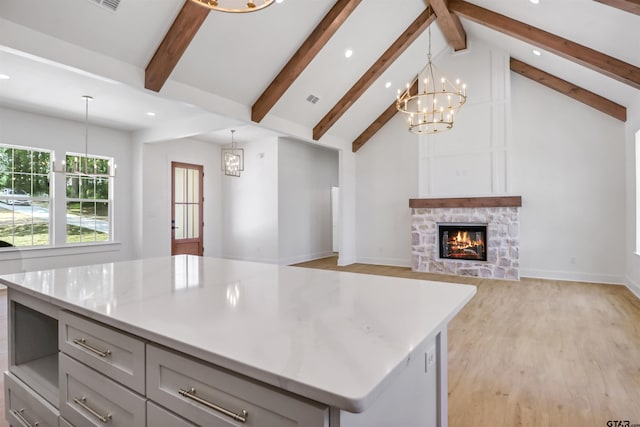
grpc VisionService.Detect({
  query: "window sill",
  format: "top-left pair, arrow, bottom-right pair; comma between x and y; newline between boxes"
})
0,241 -> 121,261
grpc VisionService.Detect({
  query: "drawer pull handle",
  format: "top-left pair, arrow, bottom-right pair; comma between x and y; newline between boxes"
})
12,408 -> 39,427
179,387 -> 248,423
73,338 -> 112,358
73,396 -> 112,423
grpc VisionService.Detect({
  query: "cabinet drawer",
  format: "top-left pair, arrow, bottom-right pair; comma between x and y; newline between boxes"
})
59,417 -> 73,427
147,401 -> 197,427
147,345 -> 328,427
4,372 -> 58,427
59,311 -> 145,394
60,353 -> 146,427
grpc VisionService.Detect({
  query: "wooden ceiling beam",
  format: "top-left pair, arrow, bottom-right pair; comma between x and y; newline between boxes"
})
314,7 -> 436,141
510,58 -> 626,122
448,0 -> 640,90
429,0 -> 467,51
352,78 -> 418,152
145,1 -> 209,92
251,0 -> 362,123
594,0 -> 640,15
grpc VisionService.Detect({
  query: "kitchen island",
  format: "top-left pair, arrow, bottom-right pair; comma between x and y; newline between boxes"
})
1,255 -> 475,427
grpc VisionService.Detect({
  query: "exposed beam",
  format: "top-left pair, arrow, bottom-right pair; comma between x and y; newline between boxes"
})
594,0 -> 640,15
251,0 -> 362,123
352,78 -> 418,153
510,58 -> 626,122
145,1 -> 209,92
429,0 -> 467,51
314,7 -> 436,141
448,0 -> 640,90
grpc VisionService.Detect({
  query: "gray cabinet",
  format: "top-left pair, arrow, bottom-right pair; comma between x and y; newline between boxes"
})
59,311 -> 146,394
147,345 -> 329,427
4,372 -> 58,427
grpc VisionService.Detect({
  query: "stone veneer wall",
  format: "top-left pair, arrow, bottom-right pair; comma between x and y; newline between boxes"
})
411,207 -> 520,280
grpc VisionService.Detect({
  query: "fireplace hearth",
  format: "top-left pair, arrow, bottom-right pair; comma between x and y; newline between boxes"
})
439,224 -> 487,261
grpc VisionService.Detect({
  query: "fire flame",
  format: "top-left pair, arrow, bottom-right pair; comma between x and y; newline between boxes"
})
450,231 -> 484,250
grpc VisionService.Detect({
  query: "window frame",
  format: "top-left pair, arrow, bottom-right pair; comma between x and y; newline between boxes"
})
64,152 -> 114,245
0,143 -> 53,248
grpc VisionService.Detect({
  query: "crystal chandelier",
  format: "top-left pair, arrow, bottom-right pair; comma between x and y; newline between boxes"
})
396,28 -> 467,134
190,0 -> 274,13
221,130 -> 244,177
52,95 -> 116,178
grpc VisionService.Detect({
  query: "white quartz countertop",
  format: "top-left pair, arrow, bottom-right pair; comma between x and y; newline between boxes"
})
0,256 -> 476,412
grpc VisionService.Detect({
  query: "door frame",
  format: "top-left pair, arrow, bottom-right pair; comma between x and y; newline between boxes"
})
171,161 -> 204,256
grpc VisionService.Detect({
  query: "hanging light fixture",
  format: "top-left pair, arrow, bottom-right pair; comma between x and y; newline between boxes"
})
190,0 -> 274,13
396,27 -> 467,134
52,96 -> 116,178
221,130 -> 244,177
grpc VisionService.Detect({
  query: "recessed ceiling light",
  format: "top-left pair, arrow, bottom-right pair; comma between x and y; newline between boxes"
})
530,0 -> 539,4
146,112 -> 156,116
345,49 -> 353,59
385,82 -> 392,89
0,74 -> 10,80
532,49 -> 541,56
275,0 -> 284,3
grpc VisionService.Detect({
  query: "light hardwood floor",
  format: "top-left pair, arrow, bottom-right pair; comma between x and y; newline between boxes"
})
293,257 -> 640,427
1,263 -> 639,427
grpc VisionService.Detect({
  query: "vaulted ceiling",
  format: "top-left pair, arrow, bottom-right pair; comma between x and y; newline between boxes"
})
0,0 -> 638,149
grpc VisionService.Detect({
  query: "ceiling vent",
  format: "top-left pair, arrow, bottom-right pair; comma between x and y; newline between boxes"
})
88,0 -> 121,12
306,94 -> 320,104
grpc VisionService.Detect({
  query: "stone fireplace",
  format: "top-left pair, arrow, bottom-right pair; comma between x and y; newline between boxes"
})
411,196 -> 521,280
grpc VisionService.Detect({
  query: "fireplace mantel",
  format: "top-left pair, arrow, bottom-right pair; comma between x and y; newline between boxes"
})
409,196 -> 522,209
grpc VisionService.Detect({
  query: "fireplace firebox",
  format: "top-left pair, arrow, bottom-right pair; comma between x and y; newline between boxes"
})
438,223 -> 487,261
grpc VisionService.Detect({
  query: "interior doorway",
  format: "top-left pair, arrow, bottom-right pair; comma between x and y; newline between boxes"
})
171,162 -> 203,256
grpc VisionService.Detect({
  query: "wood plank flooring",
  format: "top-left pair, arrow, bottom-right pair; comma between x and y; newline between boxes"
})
293,257 -> 640,427
1,261 -> 639,427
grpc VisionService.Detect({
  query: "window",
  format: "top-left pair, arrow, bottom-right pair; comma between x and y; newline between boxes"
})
65,154 -> 112,243
0,145 -> 51,247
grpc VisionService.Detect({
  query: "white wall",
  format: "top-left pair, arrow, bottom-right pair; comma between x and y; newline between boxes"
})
625,92 -> 640,297
511,74 -> 625,283
141,138 -> 222,259
355,114 -> 418,266
278,138 -> 338,265
354,41 -> 626,283
222,136 -> 279,263
0,106 -> 135,273
419,43 -> 510,196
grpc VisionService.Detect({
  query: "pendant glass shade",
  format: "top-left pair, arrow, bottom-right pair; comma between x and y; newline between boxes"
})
221,130 -> 244,177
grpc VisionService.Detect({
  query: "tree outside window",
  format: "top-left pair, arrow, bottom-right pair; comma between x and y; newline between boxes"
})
65,154 -> 111,243
0,145 -> 51,247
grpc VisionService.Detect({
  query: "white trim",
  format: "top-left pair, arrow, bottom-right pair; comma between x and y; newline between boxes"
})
520,268 -> 624,285
625,276 -> 640,300
0,241 -> 121,261
279,251 -> 335,266
356,257 -> 412,268
337,255 -> 356,267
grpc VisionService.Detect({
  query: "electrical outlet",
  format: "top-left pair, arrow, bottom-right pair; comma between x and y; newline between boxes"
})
425,347 -> 436,373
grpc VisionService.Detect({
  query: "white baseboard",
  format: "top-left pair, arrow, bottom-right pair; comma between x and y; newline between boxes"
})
625,276 -> 640,300
355,257 -> 411,268
337,256 -> 355,266
280,251 -> 334,266
520,268 -> 624,285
